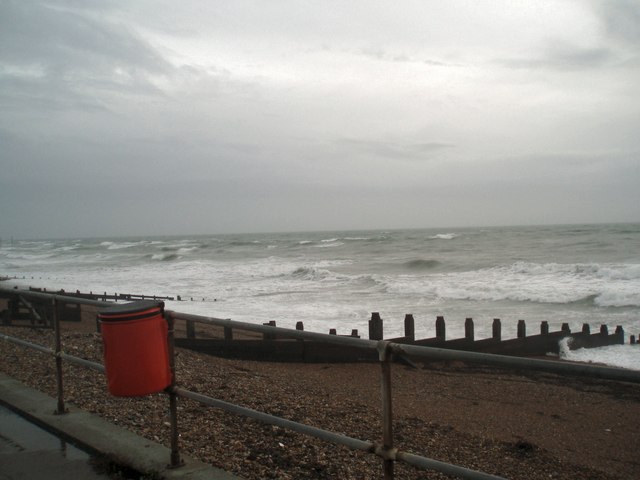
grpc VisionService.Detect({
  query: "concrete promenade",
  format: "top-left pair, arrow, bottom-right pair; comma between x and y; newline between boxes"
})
0,373 -> 241,480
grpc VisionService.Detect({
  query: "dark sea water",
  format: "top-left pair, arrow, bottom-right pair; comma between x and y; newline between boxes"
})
2,223 -> 639,369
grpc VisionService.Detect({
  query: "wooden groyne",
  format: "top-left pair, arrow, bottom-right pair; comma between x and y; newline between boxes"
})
0,287 -> 634,363
26,287 -> 175,302
174,312 -> 630,363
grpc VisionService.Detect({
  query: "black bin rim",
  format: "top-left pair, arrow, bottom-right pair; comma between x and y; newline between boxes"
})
98,300 -> 164,321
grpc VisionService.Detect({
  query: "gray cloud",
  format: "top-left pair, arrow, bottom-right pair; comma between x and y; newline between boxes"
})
498,44 -> 614,71
336,138 -> 454,161
0,1 -> 169,113
0,1 -> 638,238
593,0 -> 640,45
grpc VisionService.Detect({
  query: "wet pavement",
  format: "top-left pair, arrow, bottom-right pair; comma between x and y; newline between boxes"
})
0,373 -> 241,480
0,404 -> 112,480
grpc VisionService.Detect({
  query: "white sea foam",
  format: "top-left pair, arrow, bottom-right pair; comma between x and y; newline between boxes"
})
105,242 -> 140,250
388,262 -> 640,307
431,233 -> 457,240
561,344 -> 640,370
314,241 -> 344,248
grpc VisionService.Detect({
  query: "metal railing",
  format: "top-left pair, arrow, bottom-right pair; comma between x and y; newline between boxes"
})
2,288 -> 640,480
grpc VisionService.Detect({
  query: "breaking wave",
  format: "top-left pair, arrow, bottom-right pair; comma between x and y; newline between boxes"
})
430,233 -> 458,240
151,253 -> 179,261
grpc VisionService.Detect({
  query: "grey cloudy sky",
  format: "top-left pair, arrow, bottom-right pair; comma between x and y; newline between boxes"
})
1,0 -> 639,238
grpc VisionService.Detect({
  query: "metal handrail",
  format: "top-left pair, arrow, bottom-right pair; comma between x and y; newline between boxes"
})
171,310 -> 640,384
2,288 -> 639,480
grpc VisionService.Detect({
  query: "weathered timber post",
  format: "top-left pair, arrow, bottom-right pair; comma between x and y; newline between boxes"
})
435,316 -> 445,342
465,318 -> 474,341
600,324 -> 608,336
351,329 -> 359,337
492,318 -> 501,341
517,320 -> 526,339
404,314 -> 415,342
369,312 -> 383,340
615,326 -> 624,344
561,323 -> 571,334
263,320 -> 276,340
329,328 -> 337,335
582,323 -> 591,335
541,321 -> 549,335
224,326 -> 233,341
186,320 -> 195,339
294,322 -> 303,343
631,335 -> 636,345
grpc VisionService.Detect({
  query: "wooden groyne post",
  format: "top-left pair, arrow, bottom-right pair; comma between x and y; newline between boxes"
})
369,312 -> 383,340
404,314 -> 415,342
492,318 -> 501,341
435,315 -> 445,341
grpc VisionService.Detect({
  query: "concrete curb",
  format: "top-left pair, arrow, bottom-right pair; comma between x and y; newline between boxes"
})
0,373 -> 242,479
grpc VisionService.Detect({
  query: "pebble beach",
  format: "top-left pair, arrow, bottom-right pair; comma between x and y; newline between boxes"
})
1,305 -> 639,480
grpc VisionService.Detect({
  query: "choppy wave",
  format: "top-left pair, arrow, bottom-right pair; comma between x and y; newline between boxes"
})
384,261 -> 640,307
151,253 -> 179,261
403,259 -> 441,270
3,225 -> 639,369
290,266 -> 332,281
314,241 -> 344,248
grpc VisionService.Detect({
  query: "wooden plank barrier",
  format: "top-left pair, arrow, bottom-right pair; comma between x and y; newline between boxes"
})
173,312 -> 626,363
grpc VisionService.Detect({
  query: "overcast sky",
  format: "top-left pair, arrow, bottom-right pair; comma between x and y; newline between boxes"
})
1,1 -> 639,239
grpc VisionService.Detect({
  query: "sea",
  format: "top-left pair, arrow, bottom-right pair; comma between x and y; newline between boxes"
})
1,223 -> 639,370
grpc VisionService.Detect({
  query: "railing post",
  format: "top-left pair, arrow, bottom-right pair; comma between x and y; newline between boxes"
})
165,311 -> 183,468
377,341 -> 394,480
52,297 -> 66,414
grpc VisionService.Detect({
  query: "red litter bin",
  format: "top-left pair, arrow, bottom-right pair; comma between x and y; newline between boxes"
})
99,300 -> 172,397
